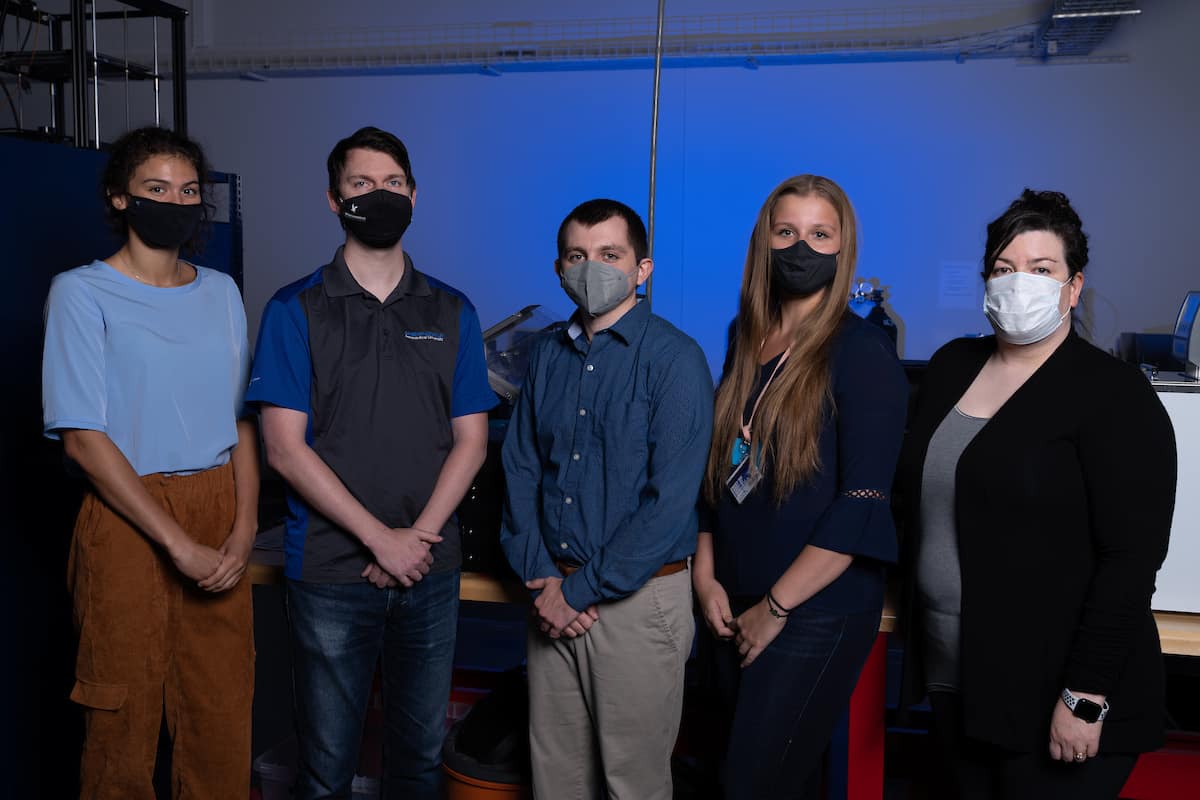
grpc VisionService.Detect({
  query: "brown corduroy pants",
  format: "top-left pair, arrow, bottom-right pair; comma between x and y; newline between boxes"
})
67,462 -> 254,800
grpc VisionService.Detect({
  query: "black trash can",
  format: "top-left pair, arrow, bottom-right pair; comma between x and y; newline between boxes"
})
442,668 -> 531,799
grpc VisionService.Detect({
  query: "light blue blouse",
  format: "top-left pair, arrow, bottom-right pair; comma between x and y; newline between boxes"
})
42,260 -> 250,476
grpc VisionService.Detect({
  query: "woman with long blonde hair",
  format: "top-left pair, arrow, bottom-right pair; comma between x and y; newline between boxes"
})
693,175 -> 908,798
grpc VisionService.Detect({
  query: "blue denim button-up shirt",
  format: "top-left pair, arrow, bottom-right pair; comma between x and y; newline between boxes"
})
500,300 -> 714,611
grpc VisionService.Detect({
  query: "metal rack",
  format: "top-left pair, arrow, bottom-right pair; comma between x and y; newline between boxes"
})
1037,0 -> 1141,57
187,2 -> 1141,79
0,0 -> 188,147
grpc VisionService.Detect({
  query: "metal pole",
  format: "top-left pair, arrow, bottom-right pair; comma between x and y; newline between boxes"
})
171,13 -> 187,135
90,0 -> 100,147
123,11 -> 130,131
70,0 -> 87,146
152,17 -> 161,125
50,16 -> 64,137
645,0 -> 666,308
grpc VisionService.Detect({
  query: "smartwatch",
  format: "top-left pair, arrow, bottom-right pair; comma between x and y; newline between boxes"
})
1061,688 -> 1109,723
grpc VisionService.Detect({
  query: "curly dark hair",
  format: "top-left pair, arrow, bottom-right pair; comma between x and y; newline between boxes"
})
100,126 -> 212,255
982,189 -> 1089,279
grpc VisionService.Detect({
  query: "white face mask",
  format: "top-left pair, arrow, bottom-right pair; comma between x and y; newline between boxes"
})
983,272 -> 1072,345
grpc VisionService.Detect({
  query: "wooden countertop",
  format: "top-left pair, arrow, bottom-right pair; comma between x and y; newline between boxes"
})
247,555 -> 528,604
1152,611 -> 1200,658
249,558 -> 896,634
248,555 -> 1198,656
459,570 -> 529,604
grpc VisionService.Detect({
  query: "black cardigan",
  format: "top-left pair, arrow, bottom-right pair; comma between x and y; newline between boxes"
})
895,332 -> 1177,754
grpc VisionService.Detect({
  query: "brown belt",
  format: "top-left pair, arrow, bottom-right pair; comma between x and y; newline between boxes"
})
555,559 -> 687,579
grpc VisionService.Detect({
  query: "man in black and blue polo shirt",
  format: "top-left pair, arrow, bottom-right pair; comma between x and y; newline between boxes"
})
247,127 -> 495,800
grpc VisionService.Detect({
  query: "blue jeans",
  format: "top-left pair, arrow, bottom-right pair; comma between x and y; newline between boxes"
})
713,600 -> 881,800
286,569 -> 460,800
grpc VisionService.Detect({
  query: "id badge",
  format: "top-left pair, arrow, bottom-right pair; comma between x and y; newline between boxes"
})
726,458 -> 762,504
731,437 -> 750,467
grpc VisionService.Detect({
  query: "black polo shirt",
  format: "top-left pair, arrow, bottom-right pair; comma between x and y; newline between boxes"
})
248,246 -> 497,582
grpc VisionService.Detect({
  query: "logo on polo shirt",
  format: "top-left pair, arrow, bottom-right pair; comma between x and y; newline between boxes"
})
404,331 -> 445,342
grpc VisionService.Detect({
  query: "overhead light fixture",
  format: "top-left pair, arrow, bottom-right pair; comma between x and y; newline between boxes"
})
1051,9 -> 1141,19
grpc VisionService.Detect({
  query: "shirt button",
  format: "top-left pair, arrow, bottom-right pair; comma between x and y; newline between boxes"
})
585,364 -> 595,372
579,408 -> 587,416
560,542 -> 569,550
572,453 -> 581,461
564,497 -> 573,505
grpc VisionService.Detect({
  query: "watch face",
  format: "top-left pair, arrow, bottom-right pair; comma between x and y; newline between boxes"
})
1074,698 -> 1102,724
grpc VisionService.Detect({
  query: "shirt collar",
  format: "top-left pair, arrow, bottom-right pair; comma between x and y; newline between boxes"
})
322,245 -> 431,303
563,297 -> 650,348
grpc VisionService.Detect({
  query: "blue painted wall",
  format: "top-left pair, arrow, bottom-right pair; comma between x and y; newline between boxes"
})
174,0 -> 1198,377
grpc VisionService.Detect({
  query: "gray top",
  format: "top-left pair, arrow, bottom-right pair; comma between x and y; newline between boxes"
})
917,405 -> 988,693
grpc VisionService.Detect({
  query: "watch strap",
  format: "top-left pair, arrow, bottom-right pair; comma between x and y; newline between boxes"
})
1061,687 -> 1109,722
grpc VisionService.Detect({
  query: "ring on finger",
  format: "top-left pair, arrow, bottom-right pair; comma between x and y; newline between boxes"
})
1073,752 -> 1087,762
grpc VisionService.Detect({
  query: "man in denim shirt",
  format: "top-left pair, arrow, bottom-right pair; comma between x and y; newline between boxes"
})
500,199 -> 714,799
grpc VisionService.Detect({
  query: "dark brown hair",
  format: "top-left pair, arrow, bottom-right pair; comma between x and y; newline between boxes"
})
983,189 -> 1089,279
556,198 -> 649,263
327,126 -> 416,196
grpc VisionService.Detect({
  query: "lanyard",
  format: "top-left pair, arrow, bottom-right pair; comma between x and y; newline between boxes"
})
740,345 -> 791,443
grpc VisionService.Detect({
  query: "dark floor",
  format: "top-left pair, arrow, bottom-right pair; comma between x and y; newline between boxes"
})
19,577 -> 1199,798
251,583 -> 946,799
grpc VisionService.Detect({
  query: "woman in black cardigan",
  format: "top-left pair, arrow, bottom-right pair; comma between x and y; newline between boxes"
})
896,189 -> 1177,799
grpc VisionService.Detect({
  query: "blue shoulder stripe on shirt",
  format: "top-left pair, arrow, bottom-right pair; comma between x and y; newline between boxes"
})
422,273 -> 498,418
245,265 -> 324,416
423,272 -> 476,312
270,264 -> 326,306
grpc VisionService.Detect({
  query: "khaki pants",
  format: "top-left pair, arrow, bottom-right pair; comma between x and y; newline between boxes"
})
68,462 -> 254,800
526,568 -> 693,800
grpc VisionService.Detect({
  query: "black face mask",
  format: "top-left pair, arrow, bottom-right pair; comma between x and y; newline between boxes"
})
770,240 -> 839,297
339,189 -> 413,249
124,196 -> 204,251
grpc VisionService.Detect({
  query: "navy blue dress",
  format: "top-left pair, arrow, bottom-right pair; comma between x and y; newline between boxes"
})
701,314 -> 908,799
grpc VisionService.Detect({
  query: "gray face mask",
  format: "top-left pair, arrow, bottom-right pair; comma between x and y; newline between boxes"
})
559,259 -> 636,317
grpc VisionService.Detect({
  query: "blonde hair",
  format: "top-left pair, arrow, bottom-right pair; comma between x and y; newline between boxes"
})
703,175 -> 858,505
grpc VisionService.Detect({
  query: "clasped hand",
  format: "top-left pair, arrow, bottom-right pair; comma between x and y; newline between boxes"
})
361,526 -> 443,588
174,526 -> 254,593
527,576 -> 599,639
1048,693 -> 1104,764
731,598 -> 786,668
695,576 -> 785,668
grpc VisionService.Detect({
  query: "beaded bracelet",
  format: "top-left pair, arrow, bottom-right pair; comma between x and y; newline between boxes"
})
766,590 -> 792,619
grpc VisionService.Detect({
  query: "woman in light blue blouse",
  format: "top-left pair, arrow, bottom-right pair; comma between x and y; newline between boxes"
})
41,127 -> 258,799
